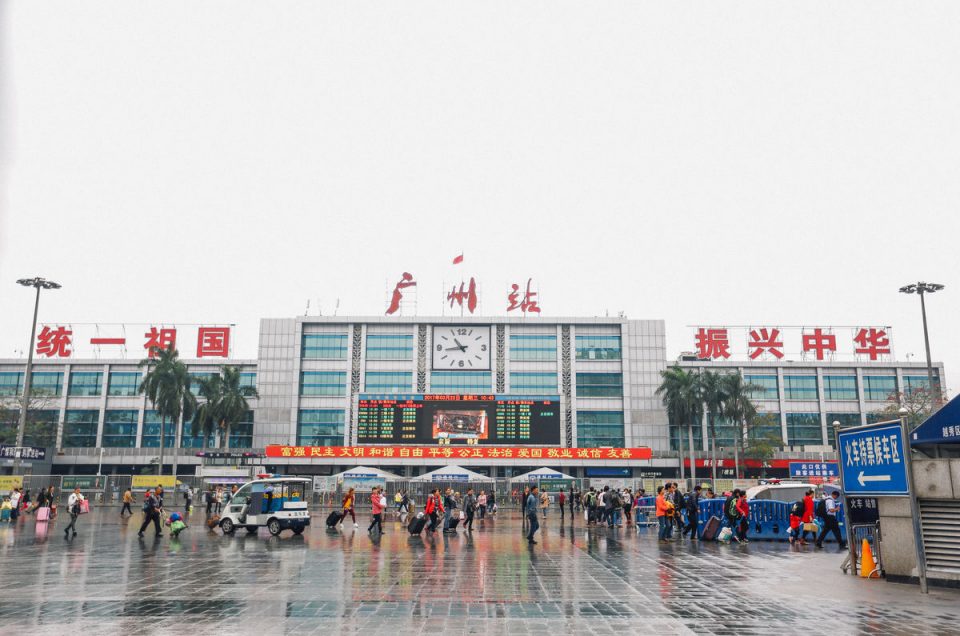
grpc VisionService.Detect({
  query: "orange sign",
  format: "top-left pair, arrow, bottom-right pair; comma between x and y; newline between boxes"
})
265,445 -> 652,461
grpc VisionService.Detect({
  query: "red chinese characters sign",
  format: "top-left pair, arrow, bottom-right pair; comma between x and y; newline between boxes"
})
265,445 -> 652,461
35,324 -> 233,359
692,326 -> 893,361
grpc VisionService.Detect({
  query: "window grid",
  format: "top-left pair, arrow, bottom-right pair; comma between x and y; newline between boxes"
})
103,410 -> 138,448
823,375 -> 857,401
0,372 -> 23,397
229,410 -> 254,448
108,372 -> 141,396
783,375 -> 818,400
364,371 -> 413,393
575,335 -> 622,360
576,411 -> 625,448
863,375 -> 897,401
509,335 -> 557,361
786,412 -> 823,445
300,371 -> 347,396
142,411 -> 177,448
302,334 -> 349,360
63,410 -> 99,448
430,371 -> 492,393
68,371 -> 103,397
298,409 -> 345,446
744,375 -> 778,401
510,372 -> 558,394
30,372 -> 63,396
575,373 -> 623,398
366,334 -> 413,360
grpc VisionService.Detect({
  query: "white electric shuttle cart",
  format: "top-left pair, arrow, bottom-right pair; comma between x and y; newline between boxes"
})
219,477 -> 311,536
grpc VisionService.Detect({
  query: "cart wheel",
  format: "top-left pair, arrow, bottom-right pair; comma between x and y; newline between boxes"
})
292,525 -> 304,535
246,525 -> 258,534
267,518 -> 281,536
220,518 -> 235,534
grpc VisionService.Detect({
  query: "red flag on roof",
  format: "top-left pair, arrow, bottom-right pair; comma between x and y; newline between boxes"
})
452,254 -> 464,265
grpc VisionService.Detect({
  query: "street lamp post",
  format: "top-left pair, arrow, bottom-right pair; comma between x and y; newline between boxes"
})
14,277 -> 61,473
899,282 -> 944,405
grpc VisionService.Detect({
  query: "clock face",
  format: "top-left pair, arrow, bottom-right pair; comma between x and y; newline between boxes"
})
432,326 -> 491,370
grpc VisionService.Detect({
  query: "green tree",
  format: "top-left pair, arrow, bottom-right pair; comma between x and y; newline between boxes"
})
139,346 -> 196,475
656,366 -> 703,482
0,393 -> 60,448
699,370 -> 729,483
193,366 -> 257,449
720,373 -> 762,479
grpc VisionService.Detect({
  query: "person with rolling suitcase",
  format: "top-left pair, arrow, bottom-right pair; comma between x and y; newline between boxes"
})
424,489 -> 444,533
408,511 -> 428,535
326,509 -> 345,528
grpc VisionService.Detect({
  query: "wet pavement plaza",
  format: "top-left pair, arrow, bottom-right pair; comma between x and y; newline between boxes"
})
0,508 -> 958,635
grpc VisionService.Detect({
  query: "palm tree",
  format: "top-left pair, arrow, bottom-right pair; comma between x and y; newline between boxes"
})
139,346 -> 196,476
699,370 -> 729,485
720,373 -> 761,479
656,366 -> 703,484
194,366 -> 257,450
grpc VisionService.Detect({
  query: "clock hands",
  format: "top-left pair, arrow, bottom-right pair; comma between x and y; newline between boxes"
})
453,338 -> 468,352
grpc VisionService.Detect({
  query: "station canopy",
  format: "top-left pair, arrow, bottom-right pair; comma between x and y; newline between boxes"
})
510,467 -> 576,483
911,395 -> 960,448
332,466 -> 403,480
410,464 -> 492,482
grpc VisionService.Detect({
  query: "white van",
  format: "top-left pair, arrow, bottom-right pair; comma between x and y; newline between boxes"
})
219,477 -> 311,536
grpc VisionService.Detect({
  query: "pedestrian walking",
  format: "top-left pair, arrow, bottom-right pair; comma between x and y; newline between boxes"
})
799,489 -> 815,545
183,485 -> 193,514
205,487 -> 216,516
477,490 -> 487,519
367,487 -> 385,535
121,488 -> 134,516
488,491 -> 497,515
138,489 -> 162,537
815,491 -> 846,549
214,486 -> 223,514
521,486 -> 530,528
464,487 -> 476,531
622,489 -> 632,525
724,489 -> 740,539
9,488 -> 21,523
682,485 -> 701,540
559,489 -> 566,520
525,485 -> 540,544
63,487 -> 84,538
539,489 -> 549,519
655,485 -> 673,543
735,491 -> 750,543
424,488 -> 444,533
22,489 -> 31,514
442,488 -> 458,533
341,488 -> 358,528
788,496 -> 804,544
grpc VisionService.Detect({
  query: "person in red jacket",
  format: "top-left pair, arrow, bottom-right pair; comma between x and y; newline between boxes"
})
559,489 -> 566,520
367,487 -> 386,535
799,489 -> 815,545
735,493 -> 750,543
424,488 -> 444,533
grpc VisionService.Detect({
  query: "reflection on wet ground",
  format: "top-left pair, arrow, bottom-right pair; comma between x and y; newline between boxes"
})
0,508 -> 957,634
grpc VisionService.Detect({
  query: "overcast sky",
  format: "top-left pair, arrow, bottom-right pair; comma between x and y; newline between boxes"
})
1,2 -> 958,394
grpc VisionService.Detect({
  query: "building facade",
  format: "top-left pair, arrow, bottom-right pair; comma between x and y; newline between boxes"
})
0,315 -> 944,479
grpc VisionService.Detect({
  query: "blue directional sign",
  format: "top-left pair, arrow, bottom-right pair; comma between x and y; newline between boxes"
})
837,421 -> 909,496
789,462 -> 838,478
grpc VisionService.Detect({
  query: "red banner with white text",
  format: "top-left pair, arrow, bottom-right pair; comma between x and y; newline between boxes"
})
265,445 -> 652,461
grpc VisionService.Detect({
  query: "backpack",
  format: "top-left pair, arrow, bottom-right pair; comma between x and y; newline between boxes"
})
726,497 -> 739,519
790,500 -> 804,517
425,497 -> 435,515
142,498 -> 152,513
815,498 -> 828,519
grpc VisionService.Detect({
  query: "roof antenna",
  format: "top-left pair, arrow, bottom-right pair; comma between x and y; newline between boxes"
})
305,299 -> 310,316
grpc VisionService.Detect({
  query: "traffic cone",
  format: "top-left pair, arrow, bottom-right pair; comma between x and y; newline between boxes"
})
860,538 -> 879,578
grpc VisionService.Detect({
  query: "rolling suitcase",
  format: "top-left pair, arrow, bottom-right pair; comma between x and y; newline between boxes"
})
326,510 -> 345,527
700,515 -> 722,541
408,512 -> 428,535
36,506 -> 50,522
447,516 -> 461,531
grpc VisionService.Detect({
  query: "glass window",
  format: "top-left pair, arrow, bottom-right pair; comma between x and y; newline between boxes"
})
575,335 -> 622,360
108,372 -> 141,396
103,410 -> 138,448
509,334 -> 557,361
576,373 -> 623,398
577,411 -> 624,448
23,410 -> 58,447
188,372 -> 216,396
180,419 -> 215,449
823,375 -> 857,401
863,375 -> 897,401
708,413 -> 739,448
0,372 -> 24,397
510,372 -> 558,394
142,410 -> 177,448
783,375 -> 818,400
826,413 -> 862,443
302,333 -> 348,359
366,334 -> 413,360
239,372 -> 257,392
68,371 -> 103,397
744,374 -> 778,400
229,410 -> 254,448
63,410 -> 99,447
30,372 -> 63,396
300,371 -> 347,396
669,421 -> 704,452
786,412 -> 823,445
903,374 -> 940,396
430,371 -> 491,393
298,409 -> 344,446
364,371 -> 413,393
748,413 -> 782,444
